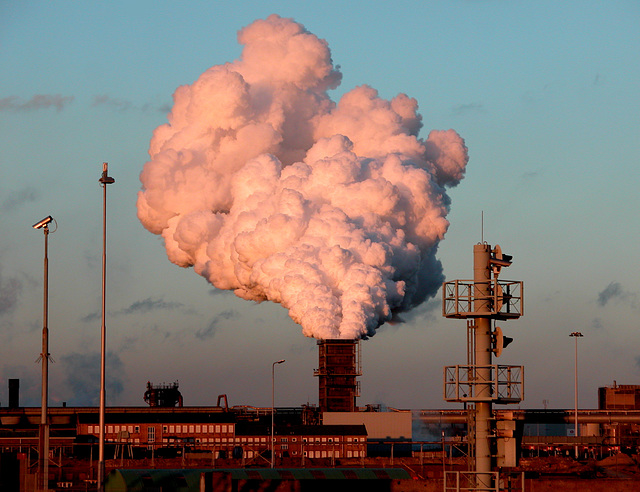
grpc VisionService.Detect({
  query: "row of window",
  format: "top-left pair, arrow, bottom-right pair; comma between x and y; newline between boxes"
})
163,437 -> 268,444
99,435 -> 361,445
85,425 -> 361,443
85,424 -> 234,435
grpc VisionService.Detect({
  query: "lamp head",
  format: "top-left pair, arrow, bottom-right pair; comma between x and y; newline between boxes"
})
99,162 -> 115,184
32,216 -> 53,230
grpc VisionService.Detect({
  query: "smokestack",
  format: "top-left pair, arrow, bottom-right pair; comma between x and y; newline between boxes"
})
315,340 -> 361,412
8,379 -> 19,408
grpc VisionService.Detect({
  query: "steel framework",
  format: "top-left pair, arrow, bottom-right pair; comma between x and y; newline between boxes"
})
444,365 -> 524,404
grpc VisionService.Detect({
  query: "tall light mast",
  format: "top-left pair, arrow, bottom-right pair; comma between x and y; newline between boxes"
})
33,215 -> 55,491
98,163 -> 115,492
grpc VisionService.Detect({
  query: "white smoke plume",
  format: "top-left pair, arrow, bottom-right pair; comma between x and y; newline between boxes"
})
137,15 -> 468,340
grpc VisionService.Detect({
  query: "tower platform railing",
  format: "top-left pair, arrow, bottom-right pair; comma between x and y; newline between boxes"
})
444,365 -> 524,404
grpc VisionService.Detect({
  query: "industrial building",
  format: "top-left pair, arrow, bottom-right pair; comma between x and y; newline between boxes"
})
3,245 -> 640,490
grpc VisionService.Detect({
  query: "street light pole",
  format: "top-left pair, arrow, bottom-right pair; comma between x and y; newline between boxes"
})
98,163 -> 115,492
33,215 -> 54,491
570,331 -> 583,459
271,359 -> 285,468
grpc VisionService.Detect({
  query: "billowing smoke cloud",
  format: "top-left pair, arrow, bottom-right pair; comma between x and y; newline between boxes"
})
137,15 -> 468,340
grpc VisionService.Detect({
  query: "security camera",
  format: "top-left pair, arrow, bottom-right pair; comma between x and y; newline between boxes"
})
32,216 -> 53,229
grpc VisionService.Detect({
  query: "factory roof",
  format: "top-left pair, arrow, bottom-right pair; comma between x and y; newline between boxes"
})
77,410 -> 236,425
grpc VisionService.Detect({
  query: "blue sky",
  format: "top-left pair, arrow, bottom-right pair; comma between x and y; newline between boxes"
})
1,1 -> 639,411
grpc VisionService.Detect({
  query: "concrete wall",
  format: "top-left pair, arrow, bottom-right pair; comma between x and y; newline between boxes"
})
322,412 -> 412,440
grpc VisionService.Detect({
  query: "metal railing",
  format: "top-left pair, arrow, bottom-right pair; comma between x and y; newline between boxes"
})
444,365 -> 524,404
444,471 -> 499,492
443,280 -> 523,319
445,471 -> 525,492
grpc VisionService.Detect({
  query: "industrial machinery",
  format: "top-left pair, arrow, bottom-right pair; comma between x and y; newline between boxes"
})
144,381 -> 184,408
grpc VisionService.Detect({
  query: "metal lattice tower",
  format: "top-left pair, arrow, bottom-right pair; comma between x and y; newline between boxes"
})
443,243 -> 524,491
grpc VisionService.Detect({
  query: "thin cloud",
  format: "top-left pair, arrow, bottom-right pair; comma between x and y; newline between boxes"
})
92,94 -> 171,114
92,94 -> 133,111
452,102 -> 485,116
122,297 -> 185,315
1,187 -> 39,212
0,267 -> 22,316
0,94 -> 74,112
60,351 -> 125,406
195,310 -> 237,340
81,296 -> 186,322
597,282 -> 637,308
522,169 -> 542,181
80,312 -> 100,323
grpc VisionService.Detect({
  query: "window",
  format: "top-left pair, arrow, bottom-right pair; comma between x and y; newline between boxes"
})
302,438 -> 307,443
135,426 -> 140,433
196,425 -> 201,433
189,425 -> 195,433
163,426 -> 168,433
169,425 -> 175,433
328,438 -> 333,443
148,427 -> 156,443
292,438 -> 297,442
107,426 -> 113,434
281,438 -> 288,442
281,444 -> 288,450
222,425 -> 228,433
215,425 -> 221,433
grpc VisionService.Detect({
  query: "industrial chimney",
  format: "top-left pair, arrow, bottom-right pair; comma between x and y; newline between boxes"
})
315,340 -> 361,412
8,379 -> 19,408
